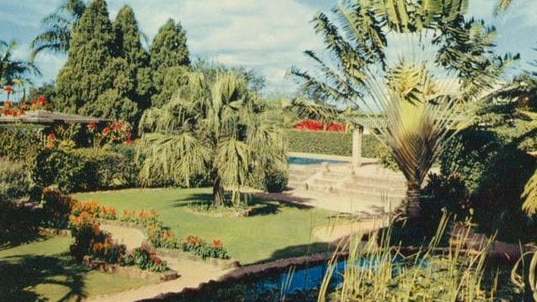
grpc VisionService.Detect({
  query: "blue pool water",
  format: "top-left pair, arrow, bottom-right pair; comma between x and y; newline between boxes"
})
288,156 -> 348,165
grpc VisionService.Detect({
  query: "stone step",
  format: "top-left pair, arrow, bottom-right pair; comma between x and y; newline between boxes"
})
339,181 -> 406,196
351,174 -> 406,187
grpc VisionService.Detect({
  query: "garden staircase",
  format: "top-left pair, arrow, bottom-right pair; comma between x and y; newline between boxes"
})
286,159 -> 407,216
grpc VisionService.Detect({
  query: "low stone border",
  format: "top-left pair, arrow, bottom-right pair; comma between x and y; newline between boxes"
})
185,206 -> 252,218
38,227 -> 71,237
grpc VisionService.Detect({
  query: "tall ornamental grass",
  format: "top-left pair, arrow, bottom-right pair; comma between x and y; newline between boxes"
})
319,216 -> 509,301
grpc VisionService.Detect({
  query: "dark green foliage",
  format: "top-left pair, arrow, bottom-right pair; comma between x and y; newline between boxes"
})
471,145 -> 537,242
40,188 -> 76,229
56,0 -> 115,114
439,128 -> 503,193
421,173 -> 471,235
55,0 -> 143,125
286,130 -> 352,156
285,129 -> 380,158
112,5 -> 152,125
0,125 -> 43,163
32,147 -> 137,193
149,19 -> 191,108
0,159 -> 33,202
264,167 -> 288,193
0,201 -> 41,246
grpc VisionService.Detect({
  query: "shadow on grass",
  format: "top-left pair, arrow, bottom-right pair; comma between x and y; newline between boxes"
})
0,231 -> 47,251
0,253 -> 88,302
169,191 -> 316,217
244,241 -> 336,266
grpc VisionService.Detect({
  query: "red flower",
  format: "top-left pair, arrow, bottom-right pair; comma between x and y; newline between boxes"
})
36,96 -> 46,104
112,121 -> 122,131
48,133 -> 56,140
102,127 -> 110,135
87,122 -> 96,129
4,86 -> 13,94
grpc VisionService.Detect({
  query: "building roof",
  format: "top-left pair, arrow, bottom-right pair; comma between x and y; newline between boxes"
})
0,110 -> 110,124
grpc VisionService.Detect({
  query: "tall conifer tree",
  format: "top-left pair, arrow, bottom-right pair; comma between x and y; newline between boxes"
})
149,19 -> 191,108
56,0 -> 115,114
112,5 -> 152,123
55,0 -> 139,123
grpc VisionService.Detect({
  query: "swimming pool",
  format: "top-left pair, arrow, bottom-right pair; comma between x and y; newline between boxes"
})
288,156 -> 349,165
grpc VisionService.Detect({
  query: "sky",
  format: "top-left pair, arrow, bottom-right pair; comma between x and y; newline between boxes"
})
1,0 -> 537,96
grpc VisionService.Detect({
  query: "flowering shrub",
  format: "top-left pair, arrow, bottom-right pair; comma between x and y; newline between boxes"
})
1,95 -> 52,117
90,232 -> 127,264
87,120 -> 134,148
70,199 -> 117,220
120,208 -> 230,259
29,96 -> 52,111
41,187 -> 78,229
293,119 -> 346,132
181,235 -> 229,260
124,242 -> 168,272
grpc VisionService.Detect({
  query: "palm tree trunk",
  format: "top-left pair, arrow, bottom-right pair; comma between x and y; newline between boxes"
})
212,169 -> 225,207
405,182 -> 422,224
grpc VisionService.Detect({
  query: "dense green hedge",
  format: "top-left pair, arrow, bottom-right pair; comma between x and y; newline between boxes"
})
0,159 -> 35,202
285,129 -> 380,158
33,147 -> 137,193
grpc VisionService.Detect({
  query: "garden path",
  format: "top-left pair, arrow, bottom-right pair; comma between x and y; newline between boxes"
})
87,223 -> 235,302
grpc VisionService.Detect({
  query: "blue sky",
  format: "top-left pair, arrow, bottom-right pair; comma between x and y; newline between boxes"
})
0,0 -> 536,95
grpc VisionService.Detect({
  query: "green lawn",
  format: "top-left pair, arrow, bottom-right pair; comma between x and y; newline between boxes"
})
0,236 -> 155,302
75,187 -> 340,265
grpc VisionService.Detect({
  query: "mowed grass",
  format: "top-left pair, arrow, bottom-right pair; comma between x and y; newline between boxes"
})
75,187 -> 339,265
0,236 -> 155,301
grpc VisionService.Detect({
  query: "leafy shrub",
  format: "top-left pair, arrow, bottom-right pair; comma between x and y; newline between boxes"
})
89,233 -> 127,264
439,129 -> 503,194
181,235 -> 229,260
421,173 -> 471,236
471,145 -> 537,242
0,125 -> 43,163
264,167 -> 288,193
33,147 -> 137,193
41,187 -> 78,228
124,244 -> 168,272
0,158 -> 34,202
0,201 -> 41,246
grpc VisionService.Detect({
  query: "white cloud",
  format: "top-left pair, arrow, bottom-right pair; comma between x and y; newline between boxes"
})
4,0 -> 535,94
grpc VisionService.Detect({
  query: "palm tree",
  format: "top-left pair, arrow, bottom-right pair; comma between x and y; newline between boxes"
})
290,1 -> 512,223
31,0 -> 86,58
0,40 -> 41,88
137,69 -> 286,207
361,50 -> 470,222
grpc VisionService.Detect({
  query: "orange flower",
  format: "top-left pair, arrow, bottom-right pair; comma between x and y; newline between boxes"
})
213,239 -> 222,248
